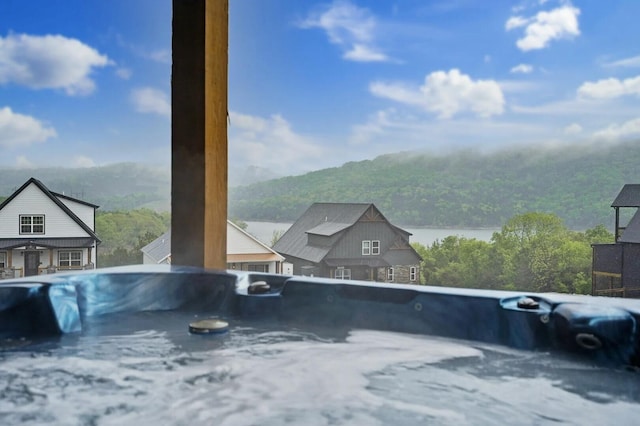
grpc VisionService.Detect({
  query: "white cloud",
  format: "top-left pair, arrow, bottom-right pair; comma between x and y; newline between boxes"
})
15,155 -> 36,169
506,5 -> 580,51
349,108 -> 554,152
298,0 -> 389,62
149,49 -> 170,64
510,64 -> 533,74
0,106 -> 56,148
349,109 -> 394,145
229,111 -> 325,174
73,155 -> 96,168
370,69 -> 505,119
577,75 -> 640,99
593,118 -> 640,141
130,87 -> 170,118
116,67 -> 132,80
0,33 -> 110,95
343,44 -> 387,62
564,123 -> 582,134
505,16 -> 528,30
603,55 -> 640,68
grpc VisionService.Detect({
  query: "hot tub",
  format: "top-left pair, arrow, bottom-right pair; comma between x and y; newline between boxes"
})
1,266 -> 639,424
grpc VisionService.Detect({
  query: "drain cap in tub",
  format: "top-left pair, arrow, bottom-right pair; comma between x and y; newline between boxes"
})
189,319 -> 229,335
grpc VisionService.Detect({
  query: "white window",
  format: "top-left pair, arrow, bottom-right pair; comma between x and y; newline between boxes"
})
59,251 -> 82,269
372,240 -> 380,255
335,267 -> 351,280
0,252 -> 6,268
410,266 -> 417,282
362,240 -> 371,255
387,267 -> 394,282
20,215 -> 45,234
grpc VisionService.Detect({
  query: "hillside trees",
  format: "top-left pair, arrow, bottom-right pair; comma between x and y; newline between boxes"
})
96,209 -> 170,267
413,212 -> 614,294
229,141 -> 640,228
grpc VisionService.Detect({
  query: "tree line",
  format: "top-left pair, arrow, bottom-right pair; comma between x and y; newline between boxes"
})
96,209 -> 170,267
411,212 -> 613,294
229,140 -> 640,229
94,208 -> 612,297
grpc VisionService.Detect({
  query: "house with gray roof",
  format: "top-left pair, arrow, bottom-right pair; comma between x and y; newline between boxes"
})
592,184 -> 640,298
142,221 -> 288,274
0,178 -> 100,278
272,203 -> 422,284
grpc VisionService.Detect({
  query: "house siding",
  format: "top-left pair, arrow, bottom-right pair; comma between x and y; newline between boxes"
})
326,221 -> 396,259
275,203 -> 422,284
58,198 -> 95,230
0,184 -> 90,238
228,224 -> 271,254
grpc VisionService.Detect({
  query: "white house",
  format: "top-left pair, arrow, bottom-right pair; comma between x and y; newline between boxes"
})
0,178 -> 100,278
141,221 -> 290,274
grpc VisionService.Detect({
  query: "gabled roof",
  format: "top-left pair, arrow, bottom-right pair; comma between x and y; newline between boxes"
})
611,184 -> 640,207
141,221 -> 285,264
273,203 -> 374,261
619,210 -> 640,244
51,191 -> 100,208
0,177 -> 100,242
227,220 -> 285,260
141,230 -> 171,263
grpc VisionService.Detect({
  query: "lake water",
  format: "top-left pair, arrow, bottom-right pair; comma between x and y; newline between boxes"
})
245,221 -> 498,247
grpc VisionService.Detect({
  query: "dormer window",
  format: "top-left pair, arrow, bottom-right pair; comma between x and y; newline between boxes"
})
20,215 -> 45,235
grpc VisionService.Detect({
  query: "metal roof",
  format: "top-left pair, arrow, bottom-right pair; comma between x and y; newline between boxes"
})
140,230 -> 171,263
273,203 -> 373,261
324,257 -> 389,267
306,222 -> 352,236
619,210 -> 640,243
611,184 -> 640,207
0,237 -> 96,250
383,248 -> 421,265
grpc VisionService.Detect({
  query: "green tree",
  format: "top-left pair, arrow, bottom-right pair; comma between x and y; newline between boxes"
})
416,212 -> 598,294
270,229 -> 285,247
230,217 -> 248,230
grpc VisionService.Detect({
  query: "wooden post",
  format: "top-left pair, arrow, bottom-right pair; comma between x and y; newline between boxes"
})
172,0 -> 228,268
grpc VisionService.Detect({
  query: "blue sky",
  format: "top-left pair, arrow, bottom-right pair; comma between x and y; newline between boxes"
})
1,0 -> 640,176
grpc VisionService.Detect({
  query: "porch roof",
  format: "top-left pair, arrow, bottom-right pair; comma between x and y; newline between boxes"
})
324,257 -> 390,268
0,237 -> 96,250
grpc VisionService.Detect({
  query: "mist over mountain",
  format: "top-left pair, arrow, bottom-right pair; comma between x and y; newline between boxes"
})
229,141 -> 640,229
0,163 -> 171,211
230,165 -> 283,187
3,141 -> 638,230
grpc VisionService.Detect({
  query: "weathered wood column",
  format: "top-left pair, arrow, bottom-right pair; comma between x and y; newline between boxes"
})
172,0 -> 228,268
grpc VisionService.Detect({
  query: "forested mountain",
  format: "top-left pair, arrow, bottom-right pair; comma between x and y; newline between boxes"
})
0,163 -> 170,211
229,141 -> 640,229
3,141 -> 639,230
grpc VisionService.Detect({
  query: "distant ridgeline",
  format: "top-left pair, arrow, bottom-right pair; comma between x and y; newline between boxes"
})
229,141 -> 640,229
3,141 -> 639,229
0,163 -> 170,212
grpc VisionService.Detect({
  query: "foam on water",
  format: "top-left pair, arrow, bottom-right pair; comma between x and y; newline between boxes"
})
0,312 -> 638,425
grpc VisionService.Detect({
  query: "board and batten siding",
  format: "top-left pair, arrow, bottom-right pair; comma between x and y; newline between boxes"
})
327,221 -> 399,259
0,183 -> 92,238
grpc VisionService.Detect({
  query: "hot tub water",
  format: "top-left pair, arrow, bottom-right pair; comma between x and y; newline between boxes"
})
1,311 -> 638,425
